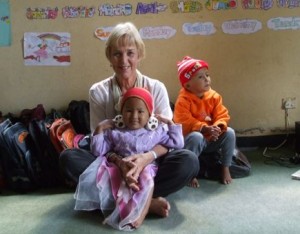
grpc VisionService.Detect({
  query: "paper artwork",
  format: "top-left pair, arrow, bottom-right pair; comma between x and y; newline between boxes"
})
222,19 -> 262,34
170,0 -> 202,13
0,0 -> 11,46
94,27 -> 114,41
205,0 -> 237,10
267,17 -> 300,30
242,0 -> 273,10
24,32 -> 71,66
62,6 -> 95,18
182,22 -> 216,35
139,26 -> 176,39
136,2 -> 167,14
26,7 -> 58,19
98,4 -> 132,16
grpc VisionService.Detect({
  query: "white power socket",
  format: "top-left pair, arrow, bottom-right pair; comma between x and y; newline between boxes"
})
282,97 -> 296,109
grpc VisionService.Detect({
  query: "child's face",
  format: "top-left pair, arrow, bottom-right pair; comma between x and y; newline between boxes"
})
121,97 -> 150,130
184,67 -> 211,96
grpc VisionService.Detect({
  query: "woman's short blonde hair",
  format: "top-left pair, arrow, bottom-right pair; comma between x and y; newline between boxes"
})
105,22 -> 145,60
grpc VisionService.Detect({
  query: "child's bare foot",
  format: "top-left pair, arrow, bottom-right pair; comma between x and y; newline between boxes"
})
131,190 -> 153,229
221,166 -> 232,184
148,197 -> 170,217
187,177 -> 200,188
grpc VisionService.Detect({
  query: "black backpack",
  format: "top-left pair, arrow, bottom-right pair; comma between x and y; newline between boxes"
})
28,119 -> 63,187
66,100 -> 90,135
0,119 -> 40,192
199,148 -> 251,180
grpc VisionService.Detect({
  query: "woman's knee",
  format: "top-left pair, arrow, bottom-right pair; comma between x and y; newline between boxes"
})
176,149 -> 199,176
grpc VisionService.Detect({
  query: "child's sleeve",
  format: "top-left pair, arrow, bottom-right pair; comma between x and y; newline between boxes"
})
91,130 -> 112,157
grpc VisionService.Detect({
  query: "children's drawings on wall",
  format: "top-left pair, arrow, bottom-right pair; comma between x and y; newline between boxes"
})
182,22 -> 216,35
205,0 -> 237,10
242,0 -> 273,10
62,6 -> 95,18
139,26 -> 176,39
222,19 -> 262,34
24,32 -> 71,66
277,0 -> 300,8
0,0 -> 11,47
98,4 -> 132,16
267,17 -> 300,30
170,0 -> 202,13
136,2 -> 167,14
94,25 -> 176,40
94,27 -> 113,41
26,7 -> 58,19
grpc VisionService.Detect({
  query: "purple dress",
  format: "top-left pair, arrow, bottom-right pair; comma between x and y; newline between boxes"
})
74,124 -> 183,231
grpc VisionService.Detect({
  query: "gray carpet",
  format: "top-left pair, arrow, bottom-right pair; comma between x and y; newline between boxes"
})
1,148 -> 300,234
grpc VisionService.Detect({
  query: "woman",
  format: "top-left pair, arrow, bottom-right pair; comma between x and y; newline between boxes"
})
60,22 -> 199,218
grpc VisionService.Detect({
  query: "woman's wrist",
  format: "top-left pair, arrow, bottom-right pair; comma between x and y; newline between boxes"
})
149,150 -> 157,160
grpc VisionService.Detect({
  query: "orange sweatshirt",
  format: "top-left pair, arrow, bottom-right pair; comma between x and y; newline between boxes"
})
174,88 -> 230,137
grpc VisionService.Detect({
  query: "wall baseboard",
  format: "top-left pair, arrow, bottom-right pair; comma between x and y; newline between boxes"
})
237,133 -> 296,149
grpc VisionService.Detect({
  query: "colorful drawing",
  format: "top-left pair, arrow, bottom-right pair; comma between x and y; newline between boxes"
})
98,3 -> 132,16
267,17 -> 300,30
139,26 -> 176,39
26,7 -> 58,19
24,32 -> 71,66
170,0 -> 202,13
242,0 -> 273,10
205,0 -> 237,10
222,19 -> 262,34
182,22 -> 216,35
62,6 -> 95,18
94,26 -> 114,41
136,2 -> 168,14
277,0 -> 300,8
0,0 -> 11,46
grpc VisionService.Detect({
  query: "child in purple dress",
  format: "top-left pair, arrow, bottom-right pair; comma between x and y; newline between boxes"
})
74,87 -> 184,231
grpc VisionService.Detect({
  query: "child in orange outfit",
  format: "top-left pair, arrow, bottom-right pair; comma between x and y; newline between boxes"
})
174,56 -> 236,186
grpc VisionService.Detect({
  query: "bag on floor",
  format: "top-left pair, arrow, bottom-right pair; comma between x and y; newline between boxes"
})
199,148 -> 251,180
66,100 -> 90,135
28,119 -> 63,187
0,120 -> 41,192
49,118 -> 77,153
0,119 -> 12,190
19,104 -> 46,126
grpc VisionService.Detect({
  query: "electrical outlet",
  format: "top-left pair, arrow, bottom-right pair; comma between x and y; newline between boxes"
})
282,97 -> 296,109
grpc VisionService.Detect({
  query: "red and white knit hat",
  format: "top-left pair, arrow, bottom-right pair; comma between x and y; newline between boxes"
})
177,56 -> 209,86
121,87 -> 153,114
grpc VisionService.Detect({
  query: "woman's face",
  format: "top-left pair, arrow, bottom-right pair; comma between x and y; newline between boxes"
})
109,40 -> 140,80
122,97 -> 149,130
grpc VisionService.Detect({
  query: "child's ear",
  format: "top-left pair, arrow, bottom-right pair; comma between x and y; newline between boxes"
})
184,83 -> 191,91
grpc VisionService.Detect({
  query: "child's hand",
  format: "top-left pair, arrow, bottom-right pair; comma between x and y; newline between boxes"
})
155,114 -> 174,125
202,125 -> 221,141
118,160 -> 140,191
93,119 -> 114,135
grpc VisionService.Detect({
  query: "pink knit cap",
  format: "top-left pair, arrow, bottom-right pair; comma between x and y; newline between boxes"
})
177,56 -> 209,86
121,87 -> 153,114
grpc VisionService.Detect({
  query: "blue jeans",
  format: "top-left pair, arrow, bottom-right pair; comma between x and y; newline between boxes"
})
184,127 -> 236,167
